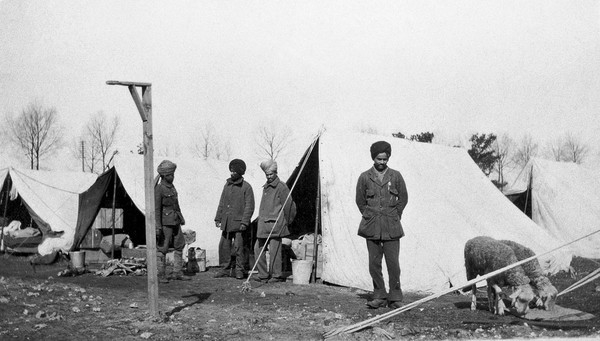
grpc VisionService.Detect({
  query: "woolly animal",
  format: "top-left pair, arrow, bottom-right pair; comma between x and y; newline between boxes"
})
464,236 -> 535,316
500,239 -> 558,311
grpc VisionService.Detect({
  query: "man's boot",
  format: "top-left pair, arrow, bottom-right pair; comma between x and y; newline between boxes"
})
157,253 -> 169,283
172,250 -> 190,281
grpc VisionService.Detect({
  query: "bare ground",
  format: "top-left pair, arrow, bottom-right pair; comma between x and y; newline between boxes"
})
0,254 -> 599,340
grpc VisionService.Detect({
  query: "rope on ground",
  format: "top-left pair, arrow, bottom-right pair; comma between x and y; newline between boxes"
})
323,228 -> 600,339
558,267 -> 600,297
241,131 -> 322,293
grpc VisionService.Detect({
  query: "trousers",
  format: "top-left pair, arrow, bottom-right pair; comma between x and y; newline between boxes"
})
366,239 -> 403,302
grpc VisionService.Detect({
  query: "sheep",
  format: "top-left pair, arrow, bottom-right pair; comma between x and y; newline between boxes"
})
500,239 -> 558,311
464,236 -> 535,316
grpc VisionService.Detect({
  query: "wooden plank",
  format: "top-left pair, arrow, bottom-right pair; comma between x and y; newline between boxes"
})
106,80 -> 152,87
128,86 -> 148,122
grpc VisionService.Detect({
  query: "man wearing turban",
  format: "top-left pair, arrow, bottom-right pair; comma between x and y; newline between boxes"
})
252,159 -> 296,283
355,141 -> 408,309
214,159 -> 255,279
155,160 -> 189,282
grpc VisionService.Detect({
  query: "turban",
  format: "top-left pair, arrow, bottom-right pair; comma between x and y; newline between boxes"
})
370,141 -> 392,159
157,160 -> 177,176
229,159 -> 246,175
260,159 -> 278,173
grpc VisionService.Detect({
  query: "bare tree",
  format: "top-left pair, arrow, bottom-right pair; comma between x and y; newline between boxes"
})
190,122 -> 216,159
157,140 -> 182,158
5,101 -> 63,170
254,122 -> 292,161
72,138 -> 100,173
563,133 -> 589,164
545,136 -> 566,161
492,133 -> 516,190
74,112 -> 120,173
189,122 -> 231,160
512,133 -> 539,168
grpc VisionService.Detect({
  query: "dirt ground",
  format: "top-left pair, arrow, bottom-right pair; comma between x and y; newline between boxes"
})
0,254 -> 599,341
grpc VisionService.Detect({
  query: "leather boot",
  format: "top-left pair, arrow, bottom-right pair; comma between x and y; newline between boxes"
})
172,250 -> 190,281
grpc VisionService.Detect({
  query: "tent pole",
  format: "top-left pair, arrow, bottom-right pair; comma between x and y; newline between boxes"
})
111,170 -> 117,259
0,176 -> 10,253
311,164 -> 320,283
524,167 -> 532,216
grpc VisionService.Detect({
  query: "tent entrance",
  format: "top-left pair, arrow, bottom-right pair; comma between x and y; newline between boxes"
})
74,168 -> 146,255
286,137 -> 321,238
0,174 -> 44,252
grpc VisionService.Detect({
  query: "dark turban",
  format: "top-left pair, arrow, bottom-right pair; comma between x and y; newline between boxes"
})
229,159 -> 246,175
370,141 -> 392,159
157,160 -> 177,176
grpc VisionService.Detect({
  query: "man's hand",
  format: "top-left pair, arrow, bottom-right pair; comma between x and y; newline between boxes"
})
240,224 -> 247,231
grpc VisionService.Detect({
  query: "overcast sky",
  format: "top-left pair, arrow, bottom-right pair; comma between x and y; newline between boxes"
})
1,0 -> 599,167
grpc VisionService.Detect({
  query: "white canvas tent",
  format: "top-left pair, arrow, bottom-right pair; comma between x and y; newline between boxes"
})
505,158 -> 600,259
112,154 -> 266,265
0,167 -> 97,255
287,130 -> 573,294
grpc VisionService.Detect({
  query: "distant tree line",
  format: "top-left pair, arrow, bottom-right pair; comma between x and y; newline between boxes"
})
392,130 -> 592,191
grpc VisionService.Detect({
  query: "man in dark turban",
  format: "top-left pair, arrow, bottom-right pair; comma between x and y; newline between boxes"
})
355,141 -> 408,309
155,160 -> 189,282
214,159 -> 255,279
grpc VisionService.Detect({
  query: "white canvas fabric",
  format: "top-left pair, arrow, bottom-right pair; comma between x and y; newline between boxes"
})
316,130 -> 572,293
113,155 -> 265,266
507,158 -> 600,259
2,167 -> 97,255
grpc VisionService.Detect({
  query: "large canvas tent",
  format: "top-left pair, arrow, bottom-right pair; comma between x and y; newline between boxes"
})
111,154 -> 266,265
505,158 -> 600,259
286,130 -> 573,293
73,167 -> 146,251
0,167 -> 97,255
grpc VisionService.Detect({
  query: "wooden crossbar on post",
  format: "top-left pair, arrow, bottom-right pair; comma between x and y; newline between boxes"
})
106,80 -> 158,317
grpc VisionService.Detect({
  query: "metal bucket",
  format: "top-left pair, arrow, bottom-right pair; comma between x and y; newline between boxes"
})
69,251 -> 86,269
291,259 -> 313,285
195,248 -> 206,272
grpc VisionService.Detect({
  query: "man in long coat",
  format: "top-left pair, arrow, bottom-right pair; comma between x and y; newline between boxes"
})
214,159 -> 255,279
253,160 -> 296,283
356,141 -> 408,309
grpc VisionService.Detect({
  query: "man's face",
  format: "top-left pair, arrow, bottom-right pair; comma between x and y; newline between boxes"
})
163,173 -> 174,184
230,170 -> 242,181
373,152 -> 389,171
265,170 -> 277,183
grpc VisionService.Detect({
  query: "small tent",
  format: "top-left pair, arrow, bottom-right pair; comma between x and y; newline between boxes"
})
286,130 -> 572,293
73,167 -> 146,252
505,158 -> 600,259
0,167 -> 97,255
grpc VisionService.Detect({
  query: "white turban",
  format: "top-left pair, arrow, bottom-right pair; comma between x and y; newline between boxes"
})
260,159 -> 278,173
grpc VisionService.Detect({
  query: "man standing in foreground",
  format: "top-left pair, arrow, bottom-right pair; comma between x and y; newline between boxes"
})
355,141 -> 408,309
155,160 -> 190,283
214,159 -> 255,279
253,160 -> 296,283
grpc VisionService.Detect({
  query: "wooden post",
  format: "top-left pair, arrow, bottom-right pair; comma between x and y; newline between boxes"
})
106,80 -> 158,317
81,140 -> 85,172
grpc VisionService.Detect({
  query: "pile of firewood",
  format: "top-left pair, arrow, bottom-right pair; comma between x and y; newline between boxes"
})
95,258 -> 147,277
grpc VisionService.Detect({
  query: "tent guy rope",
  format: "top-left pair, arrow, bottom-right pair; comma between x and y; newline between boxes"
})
241,132 -> 321,293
